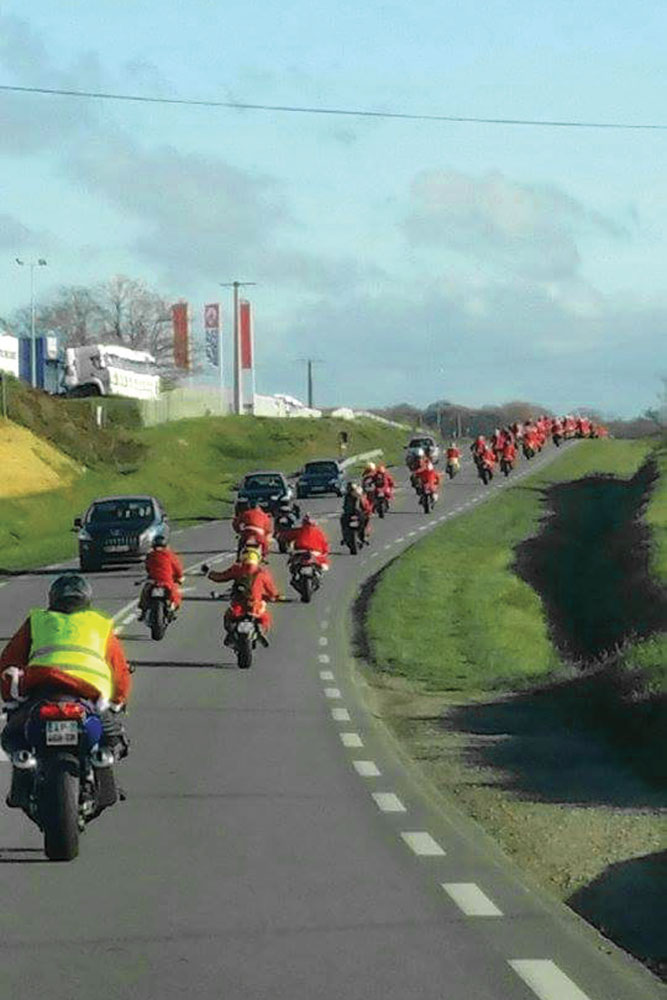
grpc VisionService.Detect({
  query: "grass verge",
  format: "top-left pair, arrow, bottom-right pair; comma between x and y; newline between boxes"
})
0,412 -> 407,571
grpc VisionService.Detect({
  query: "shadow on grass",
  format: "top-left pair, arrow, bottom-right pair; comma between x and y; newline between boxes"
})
442,670 -> 666,808
567,850 -> 667,983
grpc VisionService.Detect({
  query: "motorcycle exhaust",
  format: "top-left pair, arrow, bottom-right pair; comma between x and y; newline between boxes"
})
12,749 -> 37,770
91,748 -> 115,769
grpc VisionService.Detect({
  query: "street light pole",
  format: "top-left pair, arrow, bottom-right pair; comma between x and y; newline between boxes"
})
297,358 -> 324,410
15,257 -> 47,388
220,280 -> 256,415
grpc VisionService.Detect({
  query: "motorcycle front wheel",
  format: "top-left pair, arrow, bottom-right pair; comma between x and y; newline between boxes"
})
41,759 -> 80,861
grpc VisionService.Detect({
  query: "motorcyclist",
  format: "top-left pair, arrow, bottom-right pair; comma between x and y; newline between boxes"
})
208,549 -> 281,644
283,514 -> 331,570
340,482 -> 372,545
373,463 -> 395,501
471,435 -> 486,461
501,437 -> 517,466
414,461 -> 442,498
233,498 -> 274,558
0,574 -> 132,808
446,442 -> 461,466
138,535 -> 184,621
361,460 -> 377,483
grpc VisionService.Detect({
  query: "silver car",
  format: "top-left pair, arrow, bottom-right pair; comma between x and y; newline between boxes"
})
405,435 -> 440,465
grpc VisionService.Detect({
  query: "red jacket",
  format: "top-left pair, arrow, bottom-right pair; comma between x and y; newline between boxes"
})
446,447 -> 461,461
233,508 -> 274,537
0,618 -> 132,705
414,467 -> 441,490
374,471 -> 395,492
284,524 -> 330,557
145,547 -> 183,585
209,564 -> 280,614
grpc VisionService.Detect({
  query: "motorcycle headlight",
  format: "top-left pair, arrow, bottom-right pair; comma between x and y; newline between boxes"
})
270,494 -> 279,501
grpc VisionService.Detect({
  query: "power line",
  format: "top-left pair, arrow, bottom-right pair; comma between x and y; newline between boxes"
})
1,82 -> 666,132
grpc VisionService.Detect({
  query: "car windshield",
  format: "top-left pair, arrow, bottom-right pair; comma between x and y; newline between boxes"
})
88,499 -> 155,523
409,438 -> 434,449
244,475 -> 284,491
304,462 -> 338,475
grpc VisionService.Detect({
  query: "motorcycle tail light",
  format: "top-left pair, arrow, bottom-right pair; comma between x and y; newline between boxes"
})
230,603 -> 245,617
39,702 -> 85,720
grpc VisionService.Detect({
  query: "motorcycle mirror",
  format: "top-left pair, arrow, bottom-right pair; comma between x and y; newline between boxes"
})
201,563 -> 210,574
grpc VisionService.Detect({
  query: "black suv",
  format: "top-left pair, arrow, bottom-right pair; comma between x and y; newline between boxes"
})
296,459 -> 345,498
75,495 -> 169,571
236,471 -> 294,513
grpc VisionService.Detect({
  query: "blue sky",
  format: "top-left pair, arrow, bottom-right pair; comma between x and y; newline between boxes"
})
1,2 -> 666,415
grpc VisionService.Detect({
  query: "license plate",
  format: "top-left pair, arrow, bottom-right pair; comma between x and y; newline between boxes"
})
349,518 -> 359,527
46,720 -> 79,746
104,544 -> 130,552
301,566 -> 314,576
237,621 -> 254,634
151,587 -> 166,596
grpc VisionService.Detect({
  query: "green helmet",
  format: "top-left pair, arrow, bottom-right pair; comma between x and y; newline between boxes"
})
48,573 -> 93,613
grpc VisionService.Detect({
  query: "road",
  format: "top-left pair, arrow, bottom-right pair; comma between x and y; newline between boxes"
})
0,448 -> 661,1000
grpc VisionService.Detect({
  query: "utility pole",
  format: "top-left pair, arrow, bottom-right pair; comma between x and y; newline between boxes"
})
220,280 -> 256,415
15,257 -> 47,388
297,358 -> 323,409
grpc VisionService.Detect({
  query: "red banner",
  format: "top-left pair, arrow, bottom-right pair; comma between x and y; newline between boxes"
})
240,300 -> 253,370
172,302 -> 190,370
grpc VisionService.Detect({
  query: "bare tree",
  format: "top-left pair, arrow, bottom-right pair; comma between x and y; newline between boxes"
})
96,275 -> 173,367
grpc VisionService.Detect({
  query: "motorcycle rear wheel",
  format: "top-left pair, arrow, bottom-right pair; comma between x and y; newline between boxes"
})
42,760 -> 80,862
237,634 -> 253,669
150,599 -> 167,641
300,576 -> 313,603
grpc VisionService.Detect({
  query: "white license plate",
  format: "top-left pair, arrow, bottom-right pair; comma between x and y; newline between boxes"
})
104,544 -> 130,552
349,519 -> 359,528
46,720 -> 79,746
151,587 -> 166,597
300,566 -> 314,576
236,621 -> 254,634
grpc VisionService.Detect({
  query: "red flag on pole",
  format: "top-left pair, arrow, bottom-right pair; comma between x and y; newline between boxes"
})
171,302 -> 190,370
240,300 -> 253,370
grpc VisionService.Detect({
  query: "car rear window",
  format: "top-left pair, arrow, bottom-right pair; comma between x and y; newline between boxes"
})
88,499 -> 154,522
304,462 -> 338,475
244,475 -> 285,490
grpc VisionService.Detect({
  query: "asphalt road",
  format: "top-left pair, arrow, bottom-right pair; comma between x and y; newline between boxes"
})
0,447 -> 661,1000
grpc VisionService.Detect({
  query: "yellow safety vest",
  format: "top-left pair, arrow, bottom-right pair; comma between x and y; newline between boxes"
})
28,608 -> 114,702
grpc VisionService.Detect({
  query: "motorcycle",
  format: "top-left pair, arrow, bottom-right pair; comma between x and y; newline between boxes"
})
236,525 -> 266,560
445,458 -> 460,479
552,432 -> 562,447
477,456 -> 495,485
341,513 -> 365,555
275,511 -> 297,554
136,578 -> 175,641
289,549 -> 323,603
225,597 -> 267,669
522,442 -> 535,460
373,487 -> 389,519
419,486 -> 436,513
500,457 -> 514,477
6,694 -> 121,861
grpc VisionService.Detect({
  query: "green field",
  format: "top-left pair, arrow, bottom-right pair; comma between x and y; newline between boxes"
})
0,408 -> 408,571
366,439 -> 660,694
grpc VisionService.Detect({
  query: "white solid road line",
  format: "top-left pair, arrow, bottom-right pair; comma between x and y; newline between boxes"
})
331,708 -> 351,722
372,792 -> 407,813
441,883 -> 503,917
400,831 -> 446,856
353,760 -> 381,777
340,732 -> 364,748
318,653 -> 330,664
319,670 -> 335,681
508,960 -> 592,1000
324,688 -> 342,699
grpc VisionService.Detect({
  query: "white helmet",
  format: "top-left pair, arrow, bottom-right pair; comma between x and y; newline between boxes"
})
366,462 -> 376,473
415,448 -> 425,458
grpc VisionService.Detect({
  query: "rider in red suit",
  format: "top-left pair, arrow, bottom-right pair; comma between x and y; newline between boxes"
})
139,536 -> 184,619
283,515 -> 331,569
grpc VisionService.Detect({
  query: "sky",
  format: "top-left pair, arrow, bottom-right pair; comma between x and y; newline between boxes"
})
0,1 -> 666,417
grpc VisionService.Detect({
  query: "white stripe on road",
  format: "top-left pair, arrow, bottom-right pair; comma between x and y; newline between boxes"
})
324,688 -> 342,699
318,636 -> 328,647
400,831 -> 446,856
318,653 -> 330,664
408,530 -> 416,537
372,792 -> 407,813
331,707 -> 351,722
353,760 -> 380,776
508,961 -> 592,1000
320,620 -> 329,630
319,670 -> 335,681
395,536 -> 404,543
370,552 -> 379,558
442,883 -> 503,917
340,732 -> 364,748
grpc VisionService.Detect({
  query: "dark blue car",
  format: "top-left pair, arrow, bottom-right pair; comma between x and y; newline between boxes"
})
296,460 -> 345,499
75,495 -> 169,571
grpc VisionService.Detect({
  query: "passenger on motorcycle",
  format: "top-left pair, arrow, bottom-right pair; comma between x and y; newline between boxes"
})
138,535 -> 184,621
0,573 -> 132,807
283,514 -> 331,570
207,549 -> 281,641
233,498 -> 274,558
341,482 -> 372,544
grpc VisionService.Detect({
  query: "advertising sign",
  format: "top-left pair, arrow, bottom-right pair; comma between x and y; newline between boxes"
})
204,303 -> 221,367
240,300 -> 253,370
172,302 -> 190,370
0,332 -> 19,377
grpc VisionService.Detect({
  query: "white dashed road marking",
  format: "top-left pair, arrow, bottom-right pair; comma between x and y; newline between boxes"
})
370,552 -> 379,559
331,707 -> 351,722
318,636 -> 328,647
408,530 -> 416,537
319,670 -> 335,681
340,732 -> 364,748
508,961 -> 592,1000
353,760 -> 381,777
318,653 -> 330,664
372,792 -> 407,813
441,883 -> 503,917
324,688 -> 342,700
395,536 -> 404,543
400,832 -> 446,856
320,620 -> 329,630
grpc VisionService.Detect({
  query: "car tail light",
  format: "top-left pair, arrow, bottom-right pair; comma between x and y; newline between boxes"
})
39,702 -> 85,720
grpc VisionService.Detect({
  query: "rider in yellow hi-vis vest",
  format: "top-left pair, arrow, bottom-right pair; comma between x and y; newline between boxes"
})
0,574 -> 132,809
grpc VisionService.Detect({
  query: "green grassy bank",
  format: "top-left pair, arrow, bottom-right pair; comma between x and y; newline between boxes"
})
0,408 -> 407,571
366,439 -> 660,694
